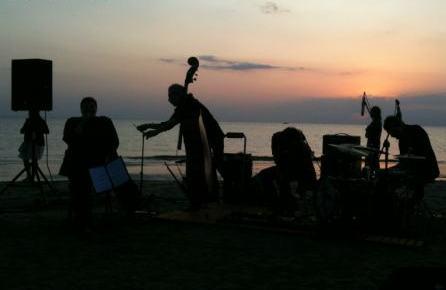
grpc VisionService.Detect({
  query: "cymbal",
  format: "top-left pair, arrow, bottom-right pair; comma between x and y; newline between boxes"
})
352,145 -> 379,152
395,154 -> 426,160
328,144 -> 370,157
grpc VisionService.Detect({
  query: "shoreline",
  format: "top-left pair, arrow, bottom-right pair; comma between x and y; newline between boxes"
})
1,158 -> 446,182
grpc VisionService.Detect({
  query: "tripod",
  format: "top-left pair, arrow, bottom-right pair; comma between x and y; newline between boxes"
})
0,132 -> 55,201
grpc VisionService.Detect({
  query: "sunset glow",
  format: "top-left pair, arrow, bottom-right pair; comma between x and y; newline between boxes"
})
1,0 -> 445,121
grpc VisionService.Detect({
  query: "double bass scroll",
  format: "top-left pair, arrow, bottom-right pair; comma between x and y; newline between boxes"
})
177,57 -> 200,151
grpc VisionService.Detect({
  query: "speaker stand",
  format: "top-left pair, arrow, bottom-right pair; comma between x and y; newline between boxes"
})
0,142 -> 55,204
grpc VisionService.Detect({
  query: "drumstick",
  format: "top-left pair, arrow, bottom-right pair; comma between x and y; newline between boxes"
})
133,123 -> 145,193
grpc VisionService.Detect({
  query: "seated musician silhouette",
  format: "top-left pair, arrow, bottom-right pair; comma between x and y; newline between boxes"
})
383,116 -> 439,203
255,127 -> 317,212
137,84 -> 224,210
18,109 -> 49,182
60,97 -> 119,229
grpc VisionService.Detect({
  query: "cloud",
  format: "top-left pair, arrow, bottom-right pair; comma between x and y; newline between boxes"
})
158,58 -> 176,63
259,2 -> 290,14
158,55 -> 363,75
159,55 -> 289,71
203,62 -> 277,70
197,55 -> 363,75
335,70 -> 362,76
199,55 -> 280,70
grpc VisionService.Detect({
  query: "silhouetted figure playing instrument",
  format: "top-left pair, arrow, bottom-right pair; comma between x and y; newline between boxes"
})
18,109 -> 49,182
383,116 -> 439,203
137,84 -> 224,210
60,97 -> 119,229
255,127 -> 317,212
365,106 -> 382,170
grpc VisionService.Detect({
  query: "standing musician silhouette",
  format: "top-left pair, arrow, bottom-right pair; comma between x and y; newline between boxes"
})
137,57 -> 224,210
361,92 -> 382,170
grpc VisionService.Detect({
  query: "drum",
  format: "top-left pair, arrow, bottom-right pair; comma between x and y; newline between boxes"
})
315,177 -> 375,226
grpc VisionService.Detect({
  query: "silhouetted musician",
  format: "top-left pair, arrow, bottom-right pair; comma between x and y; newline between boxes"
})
60,97 -> 119,229
18,109 -> 49,181
137,84 -> 224,210
255,127 -> 317,211
365,106 -> 382,170
383,116 -> 439,202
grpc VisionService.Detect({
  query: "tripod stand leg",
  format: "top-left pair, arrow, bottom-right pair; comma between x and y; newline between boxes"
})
37,166 -> 56,193
0,168 -> 27,195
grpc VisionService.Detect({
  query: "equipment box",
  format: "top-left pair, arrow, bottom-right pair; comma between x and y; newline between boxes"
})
321,134 -> 361,178
222,132 -> 253,203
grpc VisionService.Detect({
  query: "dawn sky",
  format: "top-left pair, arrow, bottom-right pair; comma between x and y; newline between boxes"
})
0,0 -> 445,123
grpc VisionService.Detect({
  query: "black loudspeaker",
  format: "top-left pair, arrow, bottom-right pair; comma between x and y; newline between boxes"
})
11,59 -> 52,111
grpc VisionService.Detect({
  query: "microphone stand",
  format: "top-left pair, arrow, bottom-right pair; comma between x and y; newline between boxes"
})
378,98 -> 401,172
139,132 -> 145,194
382,135 -> 390,171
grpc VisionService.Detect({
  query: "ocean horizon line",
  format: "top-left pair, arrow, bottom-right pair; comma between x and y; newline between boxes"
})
2,115 -> 446,127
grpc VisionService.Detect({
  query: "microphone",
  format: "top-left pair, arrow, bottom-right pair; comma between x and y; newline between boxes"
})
361,96 -> 365,116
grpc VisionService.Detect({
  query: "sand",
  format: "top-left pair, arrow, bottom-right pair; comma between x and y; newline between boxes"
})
0,179 -> 445,290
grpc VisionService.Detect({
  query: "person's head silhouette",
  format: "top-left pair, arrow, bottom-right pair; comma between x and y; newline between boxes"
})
384,115 -> 404,138
168,84 -> 187,107
370,106 -> 381,121
80,97 -> 97,118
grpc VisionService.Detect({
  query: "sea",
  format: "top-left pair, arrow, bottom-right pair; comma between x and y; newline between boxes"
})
0,117 -> 445,181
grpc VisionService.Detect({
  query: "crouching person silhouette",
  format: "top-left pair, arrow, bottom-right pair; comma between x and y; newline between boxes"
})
254,128 -> 317,214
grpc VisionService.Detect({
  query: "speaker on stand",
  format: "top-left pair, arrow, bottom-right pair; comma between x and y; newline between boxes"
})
0,59 -> 55,201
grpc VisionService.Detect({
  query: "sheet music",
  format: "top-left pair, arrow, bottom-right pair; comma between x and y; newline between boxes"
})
106,157 -> 130,187
89,166 -> 113,192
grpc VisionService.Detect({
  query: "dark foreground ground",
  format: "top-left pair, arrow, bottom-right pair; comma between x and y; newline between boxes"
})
0,180 -> 446,290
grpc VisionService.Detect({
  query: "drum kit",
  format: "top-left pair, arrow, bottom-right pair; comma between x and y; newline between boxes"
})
315,142 -> 426,231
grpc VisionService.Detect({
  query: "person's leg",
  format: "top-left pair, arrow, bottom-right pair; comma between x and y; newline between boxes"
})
207,167 -> 219,203
185,155 -> 207,210
115,180 -> 140,216
23,159 -> 32,181
70,172 -> 93,229
18,142 -> 32,181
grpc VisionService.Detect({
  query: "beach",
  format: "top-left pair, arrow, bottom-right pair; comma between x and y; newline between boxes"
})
3,1 -> 446,288
1,118 -> 445,290
1,179 -> 445,290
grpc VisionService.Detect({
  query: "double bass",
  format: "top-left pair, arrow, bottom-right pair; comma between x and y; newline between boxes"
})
177,57 -> 199,150
169,56 -> 215,195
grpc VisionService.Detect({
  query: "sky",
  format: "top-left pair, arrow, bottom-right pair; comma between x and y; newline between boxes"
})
0,0 -> 445,124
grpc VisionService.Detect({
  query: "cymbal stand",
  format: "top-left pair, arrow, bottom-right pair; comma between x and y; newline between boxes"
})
383,135 -> 390,171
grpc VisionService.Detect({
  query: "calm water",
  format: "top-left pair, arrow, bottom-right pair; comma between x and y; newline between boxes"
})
0,117 -> 445,181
